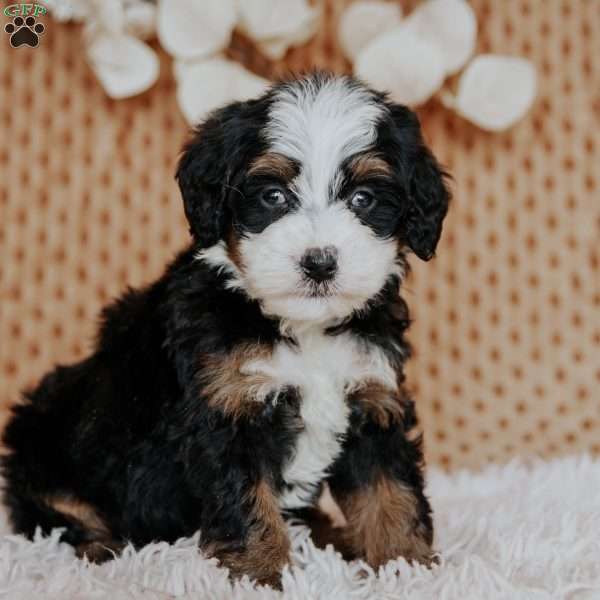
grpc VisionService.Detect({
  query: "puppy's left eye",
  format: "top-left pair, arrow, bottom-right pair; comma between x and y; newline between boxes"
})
260,187 -> 288,208
349,189 -> 376,211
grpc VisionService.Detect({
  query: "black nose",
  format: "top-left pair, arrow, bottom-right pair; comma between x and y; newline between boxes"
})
300,247 -> 338,282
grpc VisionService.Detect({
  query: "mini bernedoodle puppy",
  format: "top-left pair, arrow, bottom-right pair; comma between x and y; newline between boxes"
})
2,73 -> 450,588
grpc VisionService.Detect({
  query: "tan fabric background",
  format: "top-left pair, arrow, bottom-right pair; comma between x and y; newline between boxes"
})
0,1 -> 598,470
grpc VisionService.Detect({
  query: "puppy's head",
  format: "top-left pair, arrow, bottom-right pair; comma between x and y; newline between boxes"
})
177,74 -> 450,323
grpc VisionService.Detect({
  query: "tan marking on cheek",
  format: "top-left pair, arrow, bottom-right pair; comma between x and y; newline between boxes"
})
350,153 -> 392,180
201,344 -> 276,420
46,495 -> 108,537
335,476 -> 433,567
347,379 -> 405,428
249,153 -> 298,180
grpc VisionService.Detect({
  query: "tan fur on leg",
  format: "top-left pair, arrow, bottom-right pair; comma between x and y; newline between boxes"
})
44,495 -> 123,563
334,475 -> 433,568
46,495 -> 109,538
206,479 -> 290,589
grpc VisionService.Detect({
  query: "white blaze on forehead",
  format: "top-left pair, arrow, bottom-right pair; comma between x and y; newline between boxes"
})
265,76 -> 386,208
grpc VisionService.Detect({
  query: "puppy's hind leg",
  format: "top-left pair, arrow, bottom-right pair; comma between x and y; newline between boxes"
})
48,495 -> 125,563
4,488 -> 123,563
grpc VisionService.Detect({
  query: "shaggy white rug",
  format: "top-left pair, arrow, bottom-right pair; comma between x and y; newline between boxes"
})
0,455 -> 599,599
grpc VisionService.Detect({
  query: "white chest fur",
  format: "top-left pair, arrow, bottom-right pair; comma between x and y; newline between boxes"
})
241,327 -> 397,509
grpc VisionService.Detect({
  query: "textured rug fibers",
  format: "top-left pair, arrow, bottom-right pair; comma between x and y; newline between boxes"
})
0,455 -> 598,599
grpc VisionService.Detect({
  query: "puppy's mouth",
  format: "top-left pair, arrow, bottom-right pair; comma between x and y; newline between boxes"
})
301,279 -> 339,299
306,289 -> 334,299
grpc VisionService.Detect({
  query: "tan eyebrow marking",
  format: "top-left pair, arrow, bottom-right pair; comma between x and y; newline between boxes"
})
249,153 -> 299,179
349,153 -> 392,179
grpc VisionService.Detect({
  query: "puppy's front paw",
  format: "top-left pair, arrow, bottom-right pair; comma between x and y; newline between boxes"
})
363,520 -> 434,569
206,478 -> 291,590
216,545 -> 288,590
335,476 -> 434,570
256,569 -> 284,590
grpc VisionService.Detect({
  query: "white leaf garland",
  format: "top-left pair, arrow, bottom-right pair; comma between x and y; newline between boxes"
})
445,54 -> 538,131
86,32 -> 160,99
176,57 -> 270,125
338,0 -> 403,62
157,0 -> 237,60
403,0 -> 477,76
355,26 -> 446,106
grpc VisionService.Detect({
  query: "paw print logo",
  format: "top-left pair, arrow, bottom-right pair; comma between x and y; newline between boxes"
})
5,15 -> 45,48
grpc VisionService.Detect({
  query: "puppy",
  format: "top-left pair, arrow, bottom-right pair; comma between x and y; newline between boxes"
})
2,73 -> 450,588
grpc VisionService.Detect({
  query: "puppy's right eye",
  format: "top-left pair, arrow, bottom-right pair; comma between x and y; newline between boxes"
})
260,187 -> 288,208
349,188 -> 376,212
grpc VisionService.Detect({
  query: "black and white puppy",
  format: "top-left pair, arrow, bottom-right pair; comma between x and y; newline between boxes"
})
2,73 -> 450,588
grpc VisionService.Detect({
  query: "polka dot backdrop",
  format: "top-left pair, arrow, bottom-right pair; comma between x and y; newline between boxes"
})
0,1 -> 598,470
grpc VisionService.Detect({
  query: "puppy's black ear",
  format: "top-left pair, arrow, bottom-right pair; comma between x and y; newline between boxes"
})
405,144 -> 451,260
175,101 -> 265,247
386,104 -> 451,261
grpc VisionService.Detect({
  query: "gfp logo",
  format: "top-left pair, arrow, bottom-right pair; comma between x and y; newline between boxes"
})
4,4 -> 47,48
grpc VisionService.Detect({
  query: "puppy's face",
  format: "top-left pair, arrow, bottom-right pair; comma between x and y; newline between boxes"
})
177,75 -> 450,323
